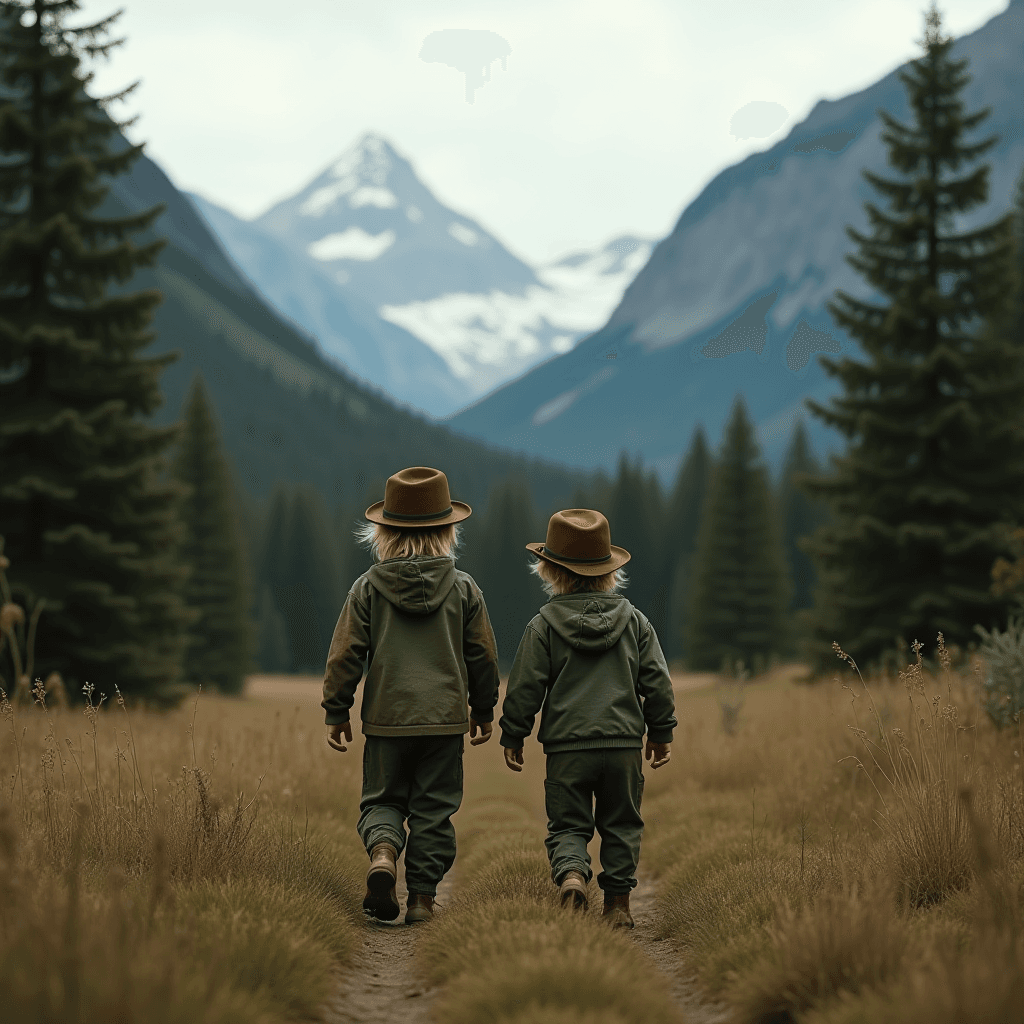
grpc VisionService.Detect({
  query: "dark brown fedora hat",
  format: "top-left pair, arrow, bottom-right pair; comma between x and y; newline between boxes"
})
526,509 -> 630,576
365,466 -> 471,528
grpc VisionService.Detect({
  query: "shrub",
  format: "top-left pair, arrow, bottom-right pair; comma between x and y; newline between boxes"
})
974,617 -> 1024,728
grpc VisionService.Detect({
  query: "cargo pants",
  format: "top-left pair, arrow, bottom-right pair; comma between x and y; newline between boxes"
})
543,747 -> 645,894
356,734 -> 464,898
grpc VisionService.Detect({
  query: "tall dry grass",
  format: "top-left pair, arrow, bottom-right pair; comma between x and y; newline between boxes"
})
0,682 -> 367,1023
641,646 -> 1024,1024
417,762 -> 687,1024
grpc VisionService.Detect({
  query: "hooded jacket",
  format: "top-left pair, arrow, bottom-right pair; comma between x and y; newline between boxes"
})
321,555 -> 500,736
498,593 -> 676,754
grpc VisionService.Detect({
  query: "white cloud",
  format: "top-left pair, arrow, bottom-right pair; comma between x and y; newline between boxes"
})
308,228 -> 396,261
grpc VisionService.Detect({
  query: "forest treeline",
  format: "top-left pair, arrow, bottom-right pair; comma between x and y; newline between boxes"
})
3,0 -> 1024,700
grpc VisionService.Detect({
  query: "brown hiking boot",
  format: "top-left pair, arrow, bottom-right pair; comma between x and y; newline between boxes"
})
603,892 -> 634,929
363,843 -> 400,921
558,870 -> 588,912
405,893 -> 434,924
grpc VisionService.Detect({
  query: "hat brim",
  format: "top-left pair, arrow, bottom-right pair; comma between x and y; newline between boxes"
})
365,500 -> 472,528
525,541 -> 631,576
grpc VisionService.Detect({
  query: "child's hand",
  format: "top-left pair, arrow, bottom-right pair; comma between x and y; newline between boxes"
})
469,718 -> 492,745
326,722 -> 352,752
646,740 -> 671,769
503,746 -> 524,772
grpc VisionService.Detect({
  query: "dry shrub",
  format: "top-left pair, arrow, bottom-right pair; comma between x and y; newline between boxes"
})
838,638 -> 979,907
727,886 -> 914,1024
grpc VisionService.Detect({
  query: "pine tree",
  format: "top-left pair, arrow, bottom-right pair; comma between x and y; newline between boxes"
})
606,453 -> 664,633
265,485 -> 343,672
804,4 -> 1024,669
0,1 -> 192,698
663,428 -> 711,660
686,398 -> 791,672
777,420 -> 829,616
474,476 -> 542,669
172,374 -> 255,694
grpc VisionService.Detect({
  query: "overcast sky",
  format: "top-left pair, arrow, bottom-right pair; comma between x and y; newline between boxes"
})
74,0 -> 1007,266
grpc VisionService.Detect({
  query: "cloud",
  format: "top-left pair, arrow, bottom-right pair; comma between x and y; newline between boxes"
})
729,100 -> 789,140
419,29 -> 512,103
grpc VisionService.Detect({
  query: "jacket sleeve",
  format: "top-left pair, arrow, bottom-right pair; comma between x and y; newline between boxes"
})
636,616 -> 676,743
464,580 -> 500,722
498,621 -> 550,747
321,582 -> 372,725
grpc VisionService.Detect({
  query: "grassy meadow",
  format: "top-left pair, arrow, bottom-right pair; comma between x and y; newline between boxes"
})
2,649 -> 1023,1024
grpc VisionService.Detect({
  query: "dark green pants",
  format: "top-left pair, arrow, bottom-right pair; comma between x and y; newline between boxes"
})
544,748 -> 645,894
356,734 -> 464,898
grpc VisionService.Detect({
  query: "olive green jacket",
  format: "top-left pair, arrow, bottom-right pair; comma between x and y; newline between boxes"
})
498,593 -> 676,754
321,555 -> 500,736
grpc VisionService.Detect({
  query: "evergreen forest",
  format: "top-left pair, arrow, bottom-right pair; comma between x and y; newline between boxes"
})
2,0 -> 1024,699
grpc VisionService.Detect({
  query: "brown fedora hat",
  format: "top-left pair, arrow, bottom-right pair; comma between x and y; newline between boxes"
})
526,509 -> 630,576
365,466 -> 471,528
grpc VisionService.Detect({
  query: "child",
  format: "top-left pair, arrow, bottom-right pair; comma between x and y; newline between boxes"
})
322,466 -> 500,925
499,508 -> 676,928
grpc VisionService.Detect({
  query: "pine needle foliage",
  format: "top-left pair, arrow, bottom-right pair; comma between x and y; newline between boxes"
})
0,0 -> 192,698
686,397 -> 791,671
172,374 -> 255,694
778,420 -> 829,615
664,427 -> 711,660
804,4 -> 1024,670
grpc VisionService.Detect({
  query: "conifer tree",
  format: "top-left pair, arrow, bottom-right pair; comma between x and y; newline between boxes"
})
777,420 -> 829,616
663,428 -> 711,659
475,476 -> 542,669
258,484 -> 343,672
686,398 -> 791,672
804,4 -> 1024,669
0,1 -> 192,697
607,454 -> 665,633
172,374 -> 255,694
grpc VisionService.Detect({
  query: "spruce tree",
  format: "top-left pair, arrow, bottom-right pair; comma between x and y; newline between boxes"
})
804,4 -> 1024,669
475,476 -> 542,669
260,484 -> 343,672
663,428 -> 711,659
606,454 -> 664,632
777,420 -> 829,615
172,374 -> 255,694
0,1 -> 192,698
686,398 -> 791,672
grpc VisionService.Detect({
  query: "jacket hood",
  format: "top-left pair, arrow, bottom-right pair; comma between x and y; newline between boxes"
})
539,593 -> 634,652
367,556 -> 457,615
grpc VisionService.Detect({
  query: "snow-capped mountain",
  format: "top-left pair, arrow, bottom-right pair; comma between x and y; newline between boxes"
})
449,0 -> 1024,478
379,234 -> 656,393
186,192 -> 469,417
196,132 -> 657,402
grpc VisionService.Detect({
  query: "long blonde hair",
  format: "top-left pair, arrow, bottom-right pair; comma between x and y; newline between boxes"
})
530,557 -> 627,597
355,521 -> 462,562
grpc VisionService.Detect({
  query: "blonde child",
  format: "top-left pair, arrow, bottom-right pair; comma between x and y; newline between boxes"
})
323,466 -> 499,924
499,509 -> 675,928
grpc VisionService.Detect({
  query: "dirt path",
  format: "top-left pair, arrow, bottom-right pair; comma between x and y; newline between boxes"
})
322,859 -> 452,1024
629,876 -> 732,1024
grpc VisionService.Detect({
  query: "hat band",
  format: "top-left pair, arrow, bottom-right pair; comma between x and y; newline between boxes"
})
382,505 -> 454,522
543,546 -> 611,564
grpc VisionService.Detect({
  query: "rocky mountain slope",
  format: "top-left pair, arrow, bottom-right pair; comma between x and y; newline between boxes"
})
448,1 -> 1024,478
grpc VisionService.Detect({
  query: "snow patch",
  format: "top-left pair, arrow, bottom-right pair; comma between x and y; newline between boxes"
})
448,222 -> 479,246
300,177 -> 357,217
309,228 -> 396,261
349,186 -> 398,209
406,205 -> 423,223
